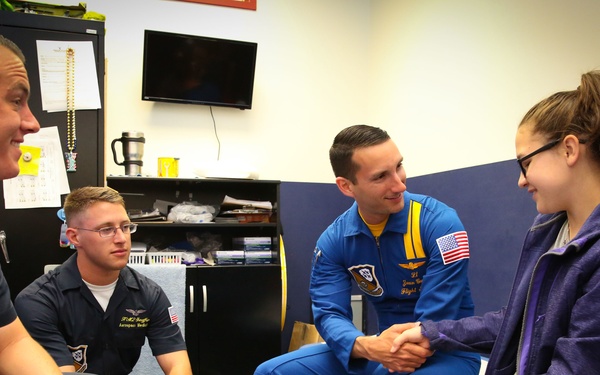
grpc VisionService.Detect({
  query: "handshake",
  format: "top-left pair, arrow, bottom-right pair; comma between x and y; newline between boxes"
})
353,322 -> 431,373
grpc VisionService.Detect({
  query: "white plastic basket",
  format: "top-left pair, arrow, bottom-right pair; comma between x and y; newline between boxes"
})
128,253 -> 146,265
146,252 -> 183,265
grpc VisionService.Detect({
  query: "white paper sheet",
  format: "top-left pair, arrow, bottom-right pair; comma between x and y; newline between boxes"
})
3,127 -> 70,209
36,40 -> 102,112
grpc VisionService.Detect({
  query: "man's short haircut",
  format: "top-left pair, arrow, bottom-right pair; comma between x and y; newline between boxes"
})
0,35 -> 26,63
329,124 -> 390,183
64,186 -> 125,225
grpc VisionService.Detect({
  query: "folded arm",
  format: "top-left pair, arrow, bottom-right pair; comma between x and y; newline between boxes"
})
156,350 -> 193,375
0,317 -> 63,375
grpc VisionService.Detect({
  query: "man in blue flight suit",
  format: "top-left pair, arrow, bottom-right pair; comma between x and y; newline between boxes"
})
255,125 -> 480,374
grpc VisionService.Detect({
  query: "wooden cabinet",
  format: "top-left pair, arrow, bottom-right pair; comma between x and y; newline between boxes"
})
106,177 -> 282,374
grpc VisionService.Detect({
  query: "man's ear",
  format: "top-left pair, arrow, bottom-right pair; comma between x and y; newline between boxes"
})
65,227 -> 80,247
335,176 -> 355,198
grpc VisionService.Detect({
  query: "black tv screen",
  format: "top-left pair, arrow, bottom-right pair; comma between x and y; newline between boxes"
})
142,30 -> 257,110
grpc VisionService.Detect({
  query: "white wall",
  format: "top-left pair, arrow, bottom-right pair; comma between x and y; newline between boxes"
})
83,0 -> 370,182
368,0 -> 600,177
78,0 -> 600,181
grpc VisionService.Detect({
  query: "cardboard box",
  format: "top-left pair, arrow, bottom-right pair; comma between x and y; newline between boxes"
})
213,250 -> 245,265
245,258 -> 272,264
214,250 -> 245,258
288,321 -> 325,352
215,258 -> 245,265
233,237 -> 272,245
244,250 -> 273,258
234,244 -> 272,251
235,213 -> 271,223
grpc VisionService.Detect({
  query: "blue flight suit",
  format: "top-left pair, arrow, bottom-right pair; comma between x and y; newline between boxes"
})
256,192 -> 480,374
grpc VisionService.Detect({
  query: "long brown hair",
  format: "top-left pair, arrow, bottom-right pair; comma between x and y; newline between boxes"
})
520,71 -> 600,163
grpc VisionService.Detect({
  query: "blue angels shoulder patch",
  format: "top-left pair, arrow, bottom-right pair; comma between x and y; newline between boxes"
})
348,264 -> 383,296
68,344 -> 89,373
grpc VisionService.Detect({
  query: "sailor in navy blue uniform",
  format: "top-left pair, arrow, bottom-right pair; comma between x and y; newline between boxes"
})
15,186 -> 192,375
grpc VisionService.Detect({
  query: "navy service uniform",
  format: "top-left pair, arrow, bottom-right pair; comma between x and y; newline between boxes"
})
0,268 -> 17,327
15,253 -> 186,375
255,192 -> 480,374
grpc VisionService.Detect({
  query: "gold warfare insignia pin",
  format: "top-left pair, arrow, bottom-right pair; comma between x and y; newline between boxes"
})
399,261 -> 426,270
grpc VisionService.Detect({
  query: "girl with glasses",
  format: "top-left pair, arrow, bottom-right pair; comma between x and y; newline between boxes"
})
392,70 -> 600,375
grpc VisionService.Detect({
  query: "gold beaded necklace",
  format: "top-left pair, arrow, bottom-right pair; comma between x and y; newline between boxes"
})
65,47 -> 77,172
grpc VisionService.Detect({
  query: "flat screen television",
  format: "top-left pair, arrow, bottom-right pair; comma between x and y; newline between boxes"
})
142,30 -> 257,110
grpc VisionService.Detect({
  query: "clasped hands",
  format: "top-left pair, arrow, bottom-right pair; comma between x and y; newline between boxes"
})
353,322 -> 432,373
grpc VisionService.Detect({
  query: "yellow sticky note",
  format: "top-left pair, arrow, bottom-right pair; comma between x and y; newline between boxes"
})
18,145 -> 42,176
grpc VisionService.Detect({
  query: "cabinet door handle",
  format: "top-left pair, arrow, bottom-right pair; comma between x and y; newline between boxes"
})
0,231 -> 9,263
202,284 -> 208,313
189,285 -> 194,314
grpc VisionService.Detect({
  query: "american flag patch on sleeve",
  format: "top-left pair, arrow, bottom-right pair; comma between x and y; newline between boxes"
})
168,306 -> 179,324
435,231 -> 470,265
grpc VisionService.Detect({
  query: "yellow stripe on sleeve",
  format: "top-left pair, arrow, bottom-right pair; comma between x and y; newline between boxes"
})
403,201 -> 426,259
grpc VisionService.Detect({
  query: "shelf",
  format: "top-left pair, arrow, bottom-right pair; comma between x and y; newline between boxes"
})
108,177 -> 282,262
186,263 -> 279,269
134,222 -> 277,228
107,175 -> 281,184
107,175 -> 282,373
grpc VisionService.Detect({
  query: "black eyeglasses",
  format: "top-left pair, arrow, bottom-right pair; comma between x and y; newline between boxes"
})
76,223 -> 138,238
517,139 -> 561,177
